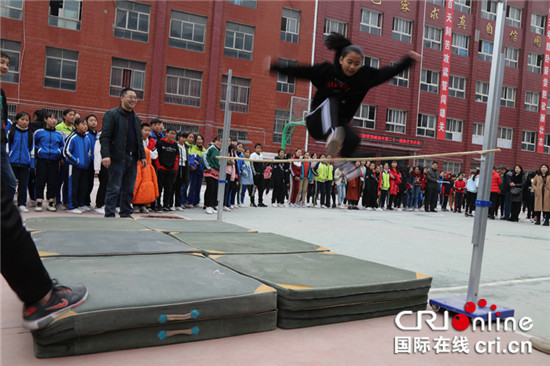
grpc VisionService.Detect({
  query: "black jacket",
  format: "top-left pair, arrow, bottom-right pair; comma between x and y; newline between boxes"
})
426,168 -> 439,189
272,57 -> 414,123
99,105 -> 145,162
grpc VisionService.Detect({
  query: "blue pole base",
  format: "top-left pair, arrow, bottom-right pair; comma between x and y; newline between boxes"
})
429,296 -> 514,321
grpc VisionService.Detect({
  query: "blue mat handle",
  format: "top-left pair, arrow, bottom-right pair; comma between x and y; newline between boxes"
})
157,326 -> 200,341
158,309 -> 200,324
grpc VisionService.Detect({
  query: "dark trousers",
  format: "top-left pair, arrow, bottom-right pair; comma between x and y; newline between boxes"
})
441,195 -> 449,210
272,178 -> 286,204
11,164 -> 29,207
28,169 -> 36,201
489,192 -> 500,217
223,175 -> 236,207
188,172 -> 203,206
1,180 -> 52,305
307,182 -> 315,203
157,169 -> 177,209
465,191 -> 477,214
95,164 -> 109,208
68,165 -> 88,210
56,161 -> 69,205
317,180 -> 327,206
364,188 -> 378,208
388,194 -> 397,209
35,158 -> 59,200
510,201 -> 522,221
379,189 -> 389,209
1,141 -> 17,198
454,192 -> 464,212
238,184 -> 248,205
173,168 -> 186,207
105,154 -> 138,217
324,181 -> 333,207
424,187 -> 438,211
251,175 -> 264,205
204,176 -> 218,208
84,164 -> 94,206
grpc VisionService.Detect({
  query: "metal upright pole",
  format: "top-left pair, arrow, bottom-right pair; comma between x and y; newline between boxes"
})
466,0 -> 506,302
217,70 -> 232,221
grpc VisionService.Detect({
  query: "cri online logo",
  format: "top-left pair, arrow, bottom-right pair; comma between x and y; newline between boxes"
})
396,299 -> 533,332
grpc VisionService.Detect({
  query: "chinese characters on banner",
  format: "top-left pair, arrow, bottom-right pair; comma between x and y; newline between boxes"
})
437,0 -> 455,140
537,2 -> 550,153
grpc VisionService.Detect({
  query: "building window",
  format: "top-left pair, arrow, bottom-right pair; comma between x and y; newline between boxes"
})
392,18 -> 412,43
389,62 -> 409,87
114,1 -> 150,42
360,9 -> 382,36
0,39 -> 20,83
169,11 -> 207,52
451,33 -> 469,57
497,127 -> 513,149
521,131 -> 536,152
417,114 -> 436,138
48,0 -> 81,31
527,53 -> 543,74
281,8 -> 300,43
454,0 -> 471,14
472,122 -> 484,145
500,86 -> 516,108
449,76 -> 466,99
0,0 -> 23,20
109,58 -> 146,99
443,162 -> 462,175
426,0 -> 444,6
505,6 -> 522,28
224,22 -> 254,60
363,56 -> 380,68
414,158 -> 433,170
228,0 -> 256,9
7,103 -> 17,122
423,26 -> 442,50
478,40 -> 493,62
353,104 -> 376,130
44,47 -> 78,91
324,18 -> 348,38
273,109 -> 291,144
475,81 -> 489,103
276,58 -> 297,94
504,47 -> 519,68
420,70 -> 439,94
165,66 -> 202,107
446,118 -> 463,142
481,0 -> 497,21
544,134 -> 550,154
164,122 -> 200,135
525,91 -> 540,112
385,109 -> 407,134
220,75 -> 251,113
531,14 -> 547,35
217,128 -> 248,143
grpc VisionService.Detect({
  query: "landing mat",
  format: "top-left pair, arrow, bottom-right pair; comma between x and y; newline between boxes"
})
24,217 -> 147,232
32,230 -> 197,256
136,218 -> 255,233
33,254 -> 277,356
171,232 -> 329,255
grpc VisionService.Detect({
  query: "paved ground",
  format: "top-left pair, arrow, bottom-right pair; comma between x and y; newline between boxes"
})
1,184 -> 549,365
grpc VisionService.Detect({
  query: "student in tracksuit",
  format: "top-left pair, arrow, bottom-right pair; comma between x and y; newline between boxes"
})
7,111 -> 33,212
63,118 -> 92,213
33,112 -> 64,212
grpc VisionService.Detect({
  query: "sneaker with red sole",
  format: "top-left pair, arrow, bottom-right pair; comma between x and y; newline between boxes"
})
22,281 -> 88,330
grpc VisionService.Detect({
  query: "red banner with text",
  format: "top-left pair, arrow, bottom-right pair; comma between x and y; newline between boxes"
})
437,0 -> 455,140
537,2 -> 550,153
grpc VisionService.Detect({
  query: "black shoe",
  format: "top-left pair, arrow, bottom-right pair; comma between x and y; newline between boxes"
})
489,215 -> 495,220
250,203 -> 257,207
258,203 -> 267,207
23,280 -> 88,330
430,209 -> 437,212
543,220 -> 549,226
120,214 -> 134,219
162,207 -> 171,212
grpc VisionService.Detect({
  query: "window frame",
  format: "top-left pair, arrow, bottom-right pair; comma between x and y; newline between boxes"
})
531,13 -> 547,35
524,91 -> 540,112
164,66 -> 203,107
521,131 -> 536,152
109,57 -> 147,100
500,86 -> 516,108
392,17 -> 413,43
0,39 -> 21,83
423,25 -> 442,51
280,8 -> 300,43
481,0 -> 497,21
454,0 -> 471,14
353,104 -> 377,130
114,1 -> 151,43
324,18 -> 348,38
451,33 -> 469,57
44,47 -> 79,91
475,81 -> 489,103
276,58 -> 297,94
504,46 -> 519,68
228,0 -> 257,9
0,0 -> 23,20
445,118 -> 463,142
48,0 -> 82,31
385,109 -> 407,134
273,109 -> 292,144
360,8 -> 383,36
478,40 -> 494,62
420,69 -> 439,94
449,75 -> 466,99
505,5 -> 522,28
389,61 -> 409,88
224,21 -> 255,60
363,56 -> 380,68
168,10 -> 207,52
527,53 -> 543,74
416,114 -> 436,138
220,75 -> 251,114
497,126 -> 513,149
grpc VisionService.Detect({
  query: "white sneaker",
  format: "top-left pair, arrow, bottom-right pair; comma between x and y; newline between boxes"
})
139,206 -> 149,213
232,205 -> 238,209
206,207 -> 214,214
18,205 -> 29,213
376,207 -> 383,211
27,200 -> 36,208
79,205 -> 92,212
56,204 -> 66,211
326,126 -> 345,155
239,204 -> 247,208
398,208 -> 403,211
94,207 -> 105,215
223,206 -> 232,212
69,208 -> 83,214
115,207 -> 120,213
272,203 -> 278,208
414,209 -> 420,212
321,205 -> 327,209
175,206 -> 184,211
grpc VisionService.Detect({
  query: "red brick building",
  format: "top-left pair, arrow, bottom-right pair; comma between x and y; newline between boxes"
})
1,0 -> 549,172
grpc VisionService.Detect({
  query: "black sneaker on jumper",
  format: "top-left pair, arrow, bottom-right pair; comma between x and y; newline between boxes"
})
22,280 -> 88,330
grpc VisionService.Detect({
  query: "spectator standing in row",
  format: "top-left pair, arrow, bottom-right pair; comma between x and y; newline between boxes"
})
499,166 -> 513,220
7,111 -> 33,212
489,167 -> 503,220
453,172 -> 466,213
411,166 -> 425,212
289,149 -> 302,207
100,88 -> 146,218
132,123 -> 158,213
63,118 -> 92,214
532,163 -> 550,226
465,170 -> 478,217
173,133 -> 189,211
154,128 -> 179,211
363,162 -> 378,210
238,148 -> 254,207
82,114 -> 98,211
203,136 -> 222,214
188,134 -> 206,207
425,161 -> 439,212
149,119 -> 164,144
379,163 -> 390,210
55,108 -> 75,210
508,165 -> 525,222
271,149 -> 289,207
299,151 -> 312,207
250,143 -> 266,207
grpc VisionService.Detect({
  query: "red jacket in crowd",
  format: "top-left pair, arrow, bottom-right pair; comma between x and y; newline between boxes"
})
454,179 -> 466,193
491,170 -> 502,193
389,168 -> 401,195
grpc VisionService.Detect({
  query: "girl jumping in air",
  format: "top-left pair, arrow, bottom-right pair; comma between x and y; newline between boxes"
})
270,33 -> 420,158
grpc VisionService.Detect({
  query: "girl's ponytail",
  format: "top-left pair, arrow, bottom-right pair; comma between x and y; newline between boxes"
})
324,32 -> 364,66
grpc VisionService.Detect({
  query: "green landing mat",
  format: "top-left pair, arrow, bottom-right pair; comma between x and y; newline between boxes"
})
170,232 -> 330,255
32,230 -> 197,257
33,253 -> 277,357
211,252 -> 432,328
135,218 -> 256,233
24,217 -> 148,232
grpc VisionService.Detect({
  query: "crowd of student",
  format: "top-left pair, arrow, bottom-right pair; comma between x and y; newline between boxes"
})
6,107 -> 550,226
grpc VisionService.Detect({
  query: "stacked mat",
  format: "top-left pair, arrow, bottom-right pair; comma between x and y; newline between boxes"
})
28,218 -> 277,358
173,232 -> 432,329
